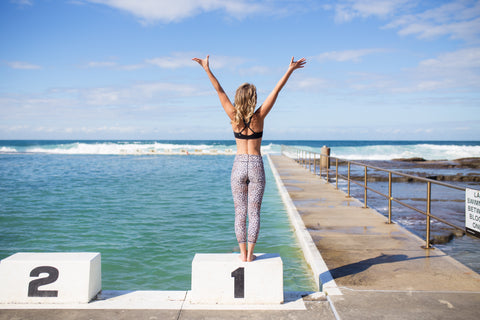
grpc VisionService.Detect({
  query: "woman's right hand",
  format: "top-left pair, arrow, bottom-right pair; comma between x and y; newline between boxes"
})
192,55 -> 210,71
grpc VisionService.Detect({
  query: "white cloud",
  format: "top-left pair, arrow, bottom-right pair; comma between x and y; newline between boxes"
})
0,81 -> 202,122
381,48 -> 480,93
332,0 -> 415,23
85,0 -> 268,24
78,81 -> 201,106
313,48 -> 388,63
147,53 -> 247,70
85,61 -> 118,68
118,64 -> 144,71
5,61 -> 42,69
329,1 -> 480,42
10,0 -> 33,6
291,77 -> 331,91
83,87 -> 122,106
419,47 -> 480,69
83,53 -> 246,71
313,47 -> 480,94
83,60 -> 144,70
238,65 -> 271,76
410,47 -> 480,91
385,1 -> 480,41
133,82 -> 199,98
146,52 -> 196,69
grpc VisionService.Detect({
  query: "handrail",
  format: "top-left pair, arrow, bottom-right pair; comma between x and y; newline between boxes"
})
281,145 -> 467,249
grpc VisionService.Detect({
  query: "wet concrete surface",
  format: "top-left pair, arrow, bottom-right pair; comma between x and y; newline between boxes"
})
270,155 -> 480,319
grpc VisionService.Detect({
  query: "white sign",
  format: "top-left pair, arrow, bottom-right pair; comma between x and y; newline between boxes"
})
466,188 -> 480,238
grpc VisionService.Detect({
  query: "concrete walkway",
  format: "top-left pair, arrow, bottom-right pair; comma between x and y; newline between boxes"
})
269,154 -> 480,320
0,291 -> 336,320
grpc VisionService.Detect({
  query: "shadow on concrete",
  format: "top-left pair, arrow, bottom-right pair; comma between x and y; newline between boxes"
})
326,254 -> 439,279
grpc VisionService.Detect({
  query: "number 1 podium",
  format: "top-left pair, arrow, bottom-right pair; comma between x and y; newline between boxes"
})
190,253 -> 284,304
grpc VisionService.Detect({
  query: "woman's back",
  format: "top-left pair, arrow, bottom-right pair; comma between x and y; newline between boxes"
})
232,113 -> 264,155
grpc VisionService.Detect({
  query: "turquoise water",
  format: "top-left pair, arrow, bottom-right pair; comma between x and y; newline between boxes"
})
0,153 -> 315,291
2,139 -> 480,289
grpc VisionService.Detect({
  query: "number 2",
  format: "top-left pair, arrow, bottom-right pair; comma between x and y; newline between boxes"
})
231,267 -> 244,298
28,266 -> 59,297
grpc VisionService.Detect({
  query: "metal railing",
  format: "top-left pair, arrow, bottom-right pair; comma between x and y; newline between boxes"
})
282,145 -> 467,249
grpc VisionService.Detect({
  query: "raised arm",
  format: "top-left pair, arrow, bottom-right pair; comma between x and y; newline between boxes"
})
256,57 -> 306,120
192,55 -> 235,120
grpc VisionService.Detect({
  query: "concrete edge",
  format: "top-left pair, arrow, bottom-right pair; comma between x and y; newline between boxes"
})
0,290 -> 309,311
266,154 -> 342,296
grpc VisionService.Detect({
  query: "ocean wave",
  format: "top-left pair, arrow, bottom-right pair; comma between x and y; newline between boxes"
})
0,141 -> 285,155
330,144 -> 480,161
1,141 -> 479,160
21,142 -> 237,155
0,146 -> 17,153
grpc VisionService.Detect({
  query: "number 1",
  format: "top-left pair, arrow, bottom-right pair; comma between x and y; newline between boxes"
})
231,267 -> 244,298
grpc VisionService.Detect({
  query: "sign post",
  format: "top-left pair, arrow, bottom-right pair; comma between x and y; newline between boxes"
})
466,188 -> 480,238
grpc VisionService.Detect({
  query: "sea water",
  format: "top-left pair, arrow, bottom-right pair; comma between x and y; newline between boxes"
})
1,140 -> 480,287
0,150 -> 315,291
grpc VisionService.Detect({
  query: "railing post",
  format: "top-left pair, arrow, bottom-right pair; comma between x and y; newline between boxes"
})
314,153 -> 317,176
423,181 -> 433,249
363,166 -> 368,208
347,162 -> 351,197
326,156 -> 329,182
319,154 -> 323,178
388,172 -> 393,224
335,158 -> 339,190
308,152 -> 312,172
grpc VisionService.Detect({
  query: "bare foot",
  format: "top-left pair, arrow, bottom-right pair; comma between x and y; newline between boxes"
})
239,254 -> 247,262
247,254 -> 256,262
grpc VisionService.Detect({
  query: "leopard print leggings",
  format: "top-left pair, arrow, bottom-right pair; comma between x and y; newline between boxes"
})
231,154 -> 266,244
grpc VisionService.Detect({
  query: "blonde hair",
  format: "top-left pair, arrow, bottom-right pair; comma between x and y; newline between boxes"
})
233,83 -> 257,126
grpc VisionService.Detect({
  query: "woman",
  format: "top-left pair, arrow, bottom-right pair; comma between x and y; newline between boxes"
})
193,55 -> 306,262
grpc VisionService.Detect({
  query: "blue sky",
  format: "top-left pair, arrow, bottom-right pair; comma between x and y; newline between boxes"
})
1,0 -> 479,140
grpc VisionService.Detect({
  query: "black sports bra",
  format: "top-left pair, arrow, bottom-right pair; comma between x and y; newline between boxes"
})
234,118 -> 263,140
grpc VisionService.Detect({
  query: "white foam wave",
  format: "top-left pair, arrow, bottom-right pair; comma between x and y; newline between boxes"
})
23,142 -> 239,155
331,144 -> 480,161
0,146 -> 17,153
0,141 -> 284,155
2,141 -> 479,159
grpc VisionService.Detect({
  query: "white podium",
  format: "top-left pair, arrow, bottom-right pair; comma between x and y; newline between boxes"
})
190,253 -> 283,304
0,252 -> 101,304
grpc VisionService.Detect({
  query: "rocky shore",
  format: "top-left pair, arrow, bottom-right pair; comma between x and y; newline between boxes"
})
313,157 -> 480,245
392,157 -> 480,168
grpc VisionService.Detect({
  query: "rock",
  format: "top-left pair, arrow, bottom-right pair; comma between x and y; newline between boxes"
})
393,157 -> 427,162
431,233 -> 455,244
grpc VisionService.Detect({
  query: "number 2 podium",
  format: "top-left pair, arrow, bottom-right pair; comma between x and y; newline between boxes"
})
0,252 -> 101,304
190,253 -> 283,304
